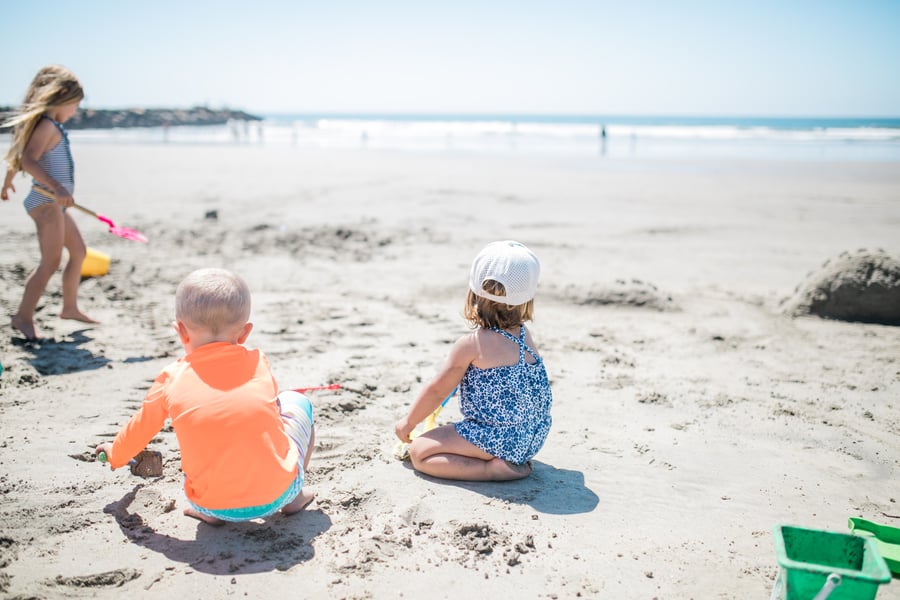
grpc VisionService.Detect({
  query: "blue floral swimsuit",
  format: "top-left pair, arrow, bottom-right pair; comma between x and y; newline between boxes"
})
454,325 -> 552,464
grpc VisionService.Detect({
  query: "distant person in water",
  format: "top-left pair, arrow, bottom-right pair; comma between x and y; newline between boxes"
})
1,65 -> 97,341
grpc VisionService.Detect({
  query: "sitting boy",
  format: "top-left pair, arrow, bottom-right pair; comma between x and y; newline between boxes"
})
96,268 -> 315,524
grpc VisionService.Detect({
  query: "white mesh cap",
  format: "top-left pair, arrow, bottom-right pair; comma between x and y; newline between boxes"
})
469,240 -> 541,306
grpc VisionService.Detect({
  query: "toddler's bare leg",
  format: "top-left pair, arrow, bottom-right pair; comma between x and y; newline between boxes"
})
183,507 -> 225,526
486,457 -> 533,479
282,489 -> 316,516
302,426 -> 315,472
283,426 -> 317,516
409,425 -> 532,481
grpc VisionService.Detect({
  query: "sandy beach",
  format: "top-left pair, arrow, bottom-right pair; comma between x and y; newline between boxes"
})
1,143 -> 898,599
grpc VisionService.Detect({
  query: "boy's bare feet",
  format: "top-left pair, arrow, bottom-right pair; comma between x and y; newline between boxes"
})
487,457 -> 533,481
183,507 -> 225,526
60,309 -> 99,324
282,489 -> 316,516
11,314 -> 38,341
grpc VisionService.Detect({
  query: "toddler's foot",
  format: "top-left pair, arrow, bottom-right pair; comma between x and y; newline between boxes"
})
487,458 -> 533,481
11,314 -> 38,341
60,309 -> 99,324
183,507 -> 225,526
282,489 -> 316,516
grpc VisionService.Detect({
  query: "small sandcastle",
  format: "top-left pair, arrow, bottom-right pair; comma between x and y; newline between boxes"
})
781,249 -> 900,326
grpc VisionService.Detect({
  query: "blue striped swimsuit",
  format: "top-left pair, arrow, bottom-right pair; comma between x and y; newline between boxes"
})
454,325 -> 553,464
23,116 -> 74,213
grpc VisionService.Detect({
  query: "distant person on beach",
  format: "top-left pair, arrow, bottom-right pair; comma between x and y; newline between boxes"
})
395,240 -> 553,481
1,65 -> 97,340
95,268 -> 316,525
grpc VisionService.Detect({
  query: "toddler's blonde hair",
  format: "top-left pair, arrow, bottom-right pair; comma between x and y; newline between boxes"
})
464,279 -> 534,330
2,65 -> 84,173
176,268 -> 251,335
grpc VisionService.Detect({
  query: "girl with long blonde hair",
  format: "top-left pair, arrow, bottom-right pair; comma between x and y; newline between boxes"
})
2,65 -> 97,341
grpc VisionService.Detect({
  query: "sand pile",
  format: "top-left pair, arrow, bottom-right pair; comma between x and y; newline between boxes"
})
782,249 -> 900,325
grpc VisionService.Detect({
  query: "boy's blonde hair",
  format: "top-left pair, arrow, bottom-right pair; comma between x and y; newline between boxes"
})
175,268 -> 251,335
464,279 -> 535,330
2,65 -> 84,173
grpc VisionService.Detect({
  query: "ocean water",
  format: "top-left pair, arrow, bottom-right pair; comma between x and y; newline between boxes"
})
14,114 -> 900,161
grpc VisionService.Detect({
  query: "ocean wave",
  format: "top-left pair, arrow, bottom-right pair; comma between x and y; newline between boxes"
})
4,115 -> 898,160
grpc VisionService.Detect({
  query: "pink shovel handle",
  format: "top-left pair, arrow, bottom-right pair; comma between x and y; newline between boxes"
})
294,384 -> 341,393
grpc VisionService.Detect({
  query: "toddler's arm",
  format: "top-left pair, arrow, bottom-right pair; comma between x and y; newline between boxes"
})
102,377 -> 170,469
94,442 -> 115,470
395,335 -> 476,442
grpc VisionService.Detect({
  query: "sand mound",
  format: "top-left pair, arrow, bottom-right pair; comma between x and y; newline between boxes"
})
555,279 -> 676,311
782,249 -> 900,325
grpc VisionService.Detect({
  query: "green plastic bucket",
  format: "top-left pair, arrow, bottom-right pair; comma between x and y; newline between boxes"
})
773,525 -> 891,599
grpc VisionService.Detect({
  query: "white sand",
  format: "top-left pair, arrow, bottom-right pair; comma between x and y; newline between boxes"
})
1,144 -> 898,598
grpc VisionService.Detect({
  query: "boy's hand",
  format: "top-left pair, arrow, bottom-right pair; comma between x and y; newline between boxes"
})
94,443 -> 115,469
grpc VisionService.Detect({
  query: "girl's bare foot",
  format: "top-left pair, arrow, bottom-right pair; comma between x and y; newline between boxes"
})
282,489 -> 316,516
183,507 -> 225,526
60,309 -> 99,324
487,458 -> 533,481
11,314 -> 38,341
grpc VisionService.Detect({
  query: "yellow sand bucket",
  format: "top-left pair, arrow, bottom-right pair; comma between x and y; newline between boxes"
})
81,247 -> 110,277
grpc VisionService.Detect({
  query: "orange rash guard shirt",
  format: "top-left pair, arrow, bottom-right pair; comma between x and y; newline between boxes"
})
109,342 -> 300,510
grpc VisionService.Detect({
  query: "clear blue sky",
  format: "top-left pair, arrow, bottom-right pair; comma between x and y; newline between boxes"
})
2,0 -> 898,116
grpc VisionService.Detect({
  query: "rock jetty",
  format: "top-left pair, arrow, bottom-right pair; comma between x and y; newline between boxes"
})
0,106 -> 261,130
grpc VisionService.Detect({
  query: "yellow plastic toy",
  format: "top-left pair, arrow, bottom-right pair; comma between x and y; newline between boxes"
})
81,247 -> 110,277
393,387 -> 457,461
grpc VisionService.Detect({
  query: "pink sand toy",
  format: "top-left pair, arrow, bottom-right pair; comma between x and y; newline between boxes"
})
73,203 -> 148,243
293,384 -> 341,393
41,188 -> 148,243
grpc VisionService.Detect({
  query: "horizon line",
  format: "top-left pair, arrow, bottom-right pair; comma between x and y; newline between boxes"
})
2,104 -> 900,122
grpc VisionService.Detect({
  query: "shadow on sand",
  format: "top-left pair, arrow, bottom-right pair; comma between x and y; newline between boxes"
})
104,484 -> 332,575
15,329 -> 111,375
411,459 -> 599,515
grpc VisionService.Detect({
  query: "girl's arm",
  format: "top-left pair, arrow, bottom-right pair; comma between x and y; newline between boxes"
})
20,120 -> 73,206
395,334 -> 476,442
1,169 -> 14,201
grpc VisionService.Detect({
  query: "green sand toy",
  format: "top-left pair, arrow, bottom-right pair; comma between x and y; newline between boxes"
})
849,517 -> 900,576
772,524 -> 891,600
97,449 -> 163,477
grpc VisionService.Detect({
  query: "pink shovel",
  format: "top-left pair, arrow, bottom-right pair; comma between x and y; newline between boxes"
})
41,188 -> 148,243
72,203 -> 149,243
